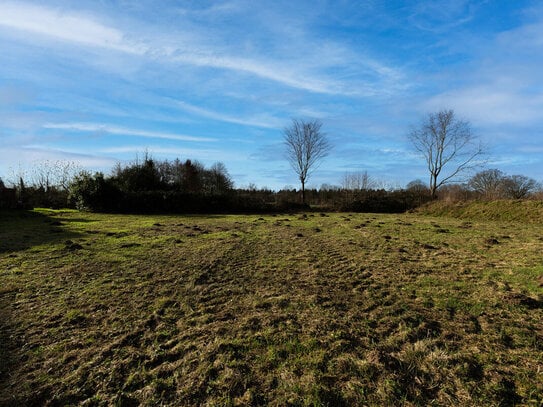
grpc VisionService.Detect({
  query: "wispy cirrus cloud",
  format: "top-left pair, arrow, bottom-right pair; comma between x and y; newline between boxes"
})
3,1 -> 540,189
0,1 -> 402,96
425,86 -> 543,127
99,145 -> 241,162
171,53 -> 344,95
407,0 -> 479,32
43,122 -> 217,142
1,145 -> 117,175
0,2 -> 143,54
175,101 -> 283,129
422,13 -> 543,130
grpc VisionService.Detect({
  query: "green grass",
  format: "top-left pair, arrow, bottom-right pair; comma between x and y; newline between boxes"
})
0,209 -> 542,406
417,199 -> 543,223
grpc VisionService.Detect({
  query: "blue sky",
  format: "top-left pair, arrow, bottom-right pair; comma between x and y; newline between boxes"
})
1,0 -> 542,190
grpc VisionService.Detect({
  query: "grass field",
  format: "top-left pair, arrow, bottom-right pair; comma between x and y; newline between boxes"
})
0,208 -> 542,406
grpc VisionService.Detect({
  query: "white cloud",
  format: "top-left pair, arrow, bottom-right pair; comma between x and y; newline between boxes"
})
517,145 -> 543,154
0,2 -> 329,93
171,53 -> 351,95
421,12 -> 543,129
43,122 -> 217,142
496,18 -> 543,50
99,145 -> 241,162
407,0 -> 477,33
1,145 -> 116,175
425,87 -> 543,126
175,100 -> 283,129
0,2 -> 144,54
0,2 -> 402,96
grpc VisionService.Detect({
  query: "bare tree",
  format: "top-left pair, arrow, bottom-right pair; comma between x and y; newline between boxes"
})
341,171 -> 374,191
284,119 -> 331,204
501,175 -> 539,199
409,109 -> 483,199
341,171 -> 375,203
468,169 -> 506,200
30,160 -> 80,192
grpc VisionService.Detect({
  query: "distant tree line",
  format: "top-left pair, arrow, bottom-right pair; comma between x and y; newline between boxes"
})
0,160 -> 80,209
68,156 -> 239,213
467,169 -> 540,200
67,156 -> 431,213
1,158 -> 433,213
1,159 -> 541,214
1,109 -> 541,213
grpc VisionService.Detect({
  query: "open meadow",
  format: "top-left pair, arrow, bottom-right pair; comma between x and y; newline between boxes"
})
0,205 -> 542,406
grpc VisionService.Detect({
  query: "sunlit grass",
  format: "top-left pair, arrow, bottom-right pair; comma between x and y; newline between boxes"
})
0,208 -> 541,405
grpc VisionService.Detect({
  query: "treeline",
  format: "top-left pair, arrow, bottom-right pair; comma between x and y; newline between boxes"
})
0,160 -> 78,209
1,159 -> 540,214
0,158 -> 433,213
425,169 -> 542,202
70,157 -> 244,213
68,157 -> 432,213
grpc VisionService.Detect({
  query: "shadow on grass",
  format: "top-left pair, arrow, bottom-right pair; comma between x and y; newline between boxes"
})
0,210 -> 83,254
0,292 -> 16,406
0,210 -> 85,405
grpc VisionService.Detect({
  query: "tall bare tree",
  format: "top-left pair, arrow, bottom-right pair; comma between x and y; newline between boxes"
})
284,119 -> 331,204
409,109 -> 483,198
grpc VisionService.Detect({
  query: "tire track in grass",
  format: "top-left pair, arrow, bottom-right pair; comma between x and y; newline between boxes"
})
31,231 -> 243,405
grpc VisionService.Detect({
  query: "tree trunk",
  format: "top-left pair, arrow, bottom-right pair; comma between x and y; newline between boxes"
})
301,180 -> 305,204
430,174 -> 438,199
430,186 -> 437,199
